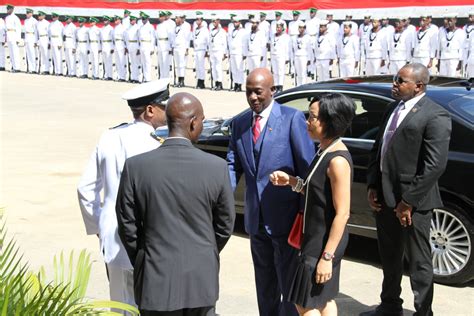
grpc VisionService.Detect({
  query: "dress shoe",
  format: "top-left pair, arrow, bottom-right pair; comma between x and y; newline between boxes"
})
235,84 -> 242,92
81,75 -> 88,79
0,67 -> 5,71
359,306 -> 403,316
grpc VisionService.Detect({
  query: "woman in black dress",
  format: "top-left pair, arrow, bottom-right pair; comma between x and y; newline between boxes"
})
270,93 -> 355,316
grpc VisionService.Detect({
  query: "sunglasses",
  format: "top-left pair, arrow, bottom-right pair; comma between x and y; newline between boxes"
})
393,75 -> 417,85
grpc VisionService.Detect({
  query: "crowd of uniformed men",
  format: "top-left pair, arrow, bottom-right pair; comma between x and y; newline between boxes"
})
1,4 -> 473,91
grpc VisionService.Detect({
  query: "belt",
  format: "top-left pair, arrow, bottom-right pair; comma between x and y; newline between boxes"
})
51,35 -> 60,38
128,40 -> 138,43
39,34 -> 48,37
89,40 -> 98,43
102,40 -> 112,42
115,39 -> 123,41
26,31 -> 34,34
7,28 -> 15,31
140,40 -> 152,43
158,37 -> 168,41
78,40 -> 87,43
65,36 -> 73,38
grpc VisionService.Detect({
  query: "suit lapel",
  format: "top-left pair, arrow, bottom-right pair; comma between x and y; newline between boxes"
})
241,112 -> 257,174
258,103 -> 282,174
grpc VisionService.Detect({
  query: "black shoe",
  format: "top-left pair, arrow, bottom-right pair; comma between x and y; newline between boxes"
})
11,69 -> 19,73
81,75 -> 88,79
233,84 -> 238,92
214,82 -> 222,91
235,84 -> 242,92
0,67 -> 5,71
359,306 -> 403,316
118,79 -> 126,82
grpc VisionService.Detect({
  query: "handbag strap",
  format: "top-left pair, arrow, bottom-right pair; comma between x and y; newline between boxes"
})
302,138 -> 341,233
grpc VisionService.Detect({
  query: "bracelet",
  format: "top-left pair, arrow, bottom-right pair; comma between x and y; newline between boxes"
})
291,176 -> 304,193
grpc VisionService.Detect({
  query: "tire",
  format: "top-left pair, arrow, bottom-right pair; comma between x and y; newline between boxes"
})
431,202 -> 474,285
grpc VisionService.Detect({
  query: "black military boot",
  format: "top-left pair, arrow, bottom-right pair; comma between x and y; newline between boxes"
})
215,81 -> 222,91
235,84 -> 242,92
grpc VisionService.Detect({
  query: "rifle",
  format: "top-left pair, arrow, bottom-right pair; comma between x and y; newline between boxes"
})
172,49 -> 177,86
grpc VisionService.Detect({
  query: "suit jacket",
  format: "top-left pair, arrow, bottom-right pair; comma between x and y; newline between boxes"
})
367,95 -> 451,210
116,138 -> 235,311
227,102 -> 315,236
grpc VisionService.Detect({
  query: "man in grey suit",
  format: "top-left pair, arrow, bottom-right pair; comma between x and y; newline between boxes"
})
364,63 -> 451,316
116,92 -> 236,316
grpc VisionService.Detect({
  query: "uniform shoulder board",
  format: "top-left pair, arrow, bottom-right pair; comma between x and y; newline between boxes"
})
109,122 -> 128,130
150,132 -> 165,144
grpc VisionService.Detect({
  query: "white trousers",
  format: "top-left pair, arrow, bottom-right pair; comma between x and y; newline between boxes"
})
315,59 -> 331,82
339,58 -> 356,77
89,47 -> 100,78
106,264 -> 136,313
0,43 -> 5,67
210,51 -> 224,82
140,48 -> 153,82
366,58 -> 383,76
129,47 -> 141,81
194,49 -> 206,80
38,43 -> 50,73
247,55 -> 261,73
115,48 -> 127,80
466,62 -> 474,79
439,59 -> 459,77
25,41 -> 36,72
64,48 -> 76,76
173,48 -> 186,77
271,54 -> 286,86
8,41 -> 21,71
294,55 -> 309,86
102,49 -> 114,79
261,49 -> 268,68
388,60 -> 406,75
51,44 -> 63,75
77,49 -> 88,77
230,54 -> 244,84
157,50 -> 171,80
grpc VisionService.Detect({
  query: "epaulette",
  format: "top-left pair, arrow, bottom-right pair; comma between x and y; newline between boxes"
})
109,122 -> 128,130
150,132 -> 165,144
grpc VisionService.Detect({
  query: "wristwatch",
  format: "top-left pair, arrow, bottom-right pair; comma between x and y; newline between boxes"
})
322,251 -> 335,261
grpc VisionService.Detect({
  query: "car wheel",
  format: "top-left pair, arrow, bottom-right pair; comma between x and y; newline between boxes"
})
430,203 -> 474,285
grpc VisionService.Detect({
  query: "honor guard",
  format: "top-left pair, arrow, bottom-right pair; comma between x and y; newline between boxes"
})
464,12 -> 474,78
156,11 -> 172,81
228,16 -> 247,92
246,18 -> 267,73
227,14 -> 236,34
270,11 -> 287,42
88,17 -> 101,79
192,11 -> 208,32
381,17 -> 395,37
339,15 -> 358,38
325,14 -> 340,40
209,16 -> 227,91
363,17 -> 388,75
0,17 -> 5,71
193,14 -> 209,89
412,15 -> 438,73
288,10 -> 302,75
358,15 -> 372,74
258,12 -> 271,67
49,13 -> 64,75
100,16 -> 114,80
387,18 -> 413,74
438,15 -> 466,77
75,17 -> 89,78
271,20 -> 291,92
464,12 -> 474,41
306,8 -> 321,78
122,10 -> 131,29
292,21 -> 313,85
77,79 -> 170,311
36,11 -> 50,74
24,8 -> 38,73
113,16 -> 127,81
336,21 -> 360,77
125,16 -> 141,83
138,12 -> 155,83
314,20 -> 336,81
244,13 -> 255,32
63,16 -> 77,77
171,13 -> 191,87
5,4 -> 22,72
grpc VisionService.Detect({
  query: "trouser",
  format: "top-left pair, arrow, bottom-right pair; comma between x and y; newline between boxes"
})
129,46 -> 141,81
173,48 -> 186,77
261,49 -> 268,68
339,58 -> 356,77
366,58 -> 383,76
102,49 -> 114,79
140,307 -> 215,316
250,225 -> 298,316
294,55 -> 309,86
89,47 -> 100,78
115,48 -> 127,80
210,51 -> 224,82
77,49 -> 89,77
0,43 -> 5,68
230,54 -> 245,84
466,61 -> 474,79
64,48 -> 76,76
157,50 -> 171,80
315,59 -> 331,81
271,54 -> 286,86
106,264 -> 136,313
389,60 -> 406,75
375,207 -> 434,316
25,41 -> 37,72
439,59 -> 459,77
247,55 -> 261,73
38,43 -> 50,73
140,48 -> 153,82
7,41 -> 21,71
194,49 -> 206,80
51,44 -> 63,75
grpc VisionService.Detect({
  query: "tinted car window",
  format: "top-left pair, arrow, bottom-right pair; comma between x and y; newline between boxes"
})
345,95 -> 391,140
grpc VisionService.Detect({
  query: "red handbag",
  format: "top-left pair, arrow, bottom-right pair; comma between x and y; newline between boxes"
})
288,212 -> 304,249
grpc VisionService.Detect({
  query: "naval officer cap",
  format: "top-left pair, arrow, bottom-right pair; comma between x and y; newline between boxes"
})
26,8 -> 33,14
320,20 -> 329,26
275,11 -> 283,17
309,8 -> 317,13
250,17 -> 259,23
297,21 -> 306,28
6,4 -> 14,10
122,79 -> 170,108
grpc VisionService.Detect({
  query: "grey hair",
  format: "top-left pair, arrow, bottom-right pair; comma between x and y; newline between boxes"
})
404,63 -> 430,88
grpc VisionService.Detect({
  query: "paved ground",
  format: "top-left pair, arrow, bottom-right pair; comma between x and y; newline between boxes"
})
0,71 -> 473,315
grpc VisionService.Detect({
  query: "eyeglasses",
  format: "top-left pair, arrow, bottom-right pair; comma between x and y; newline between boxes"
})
393,75 -> 417,85
307,113 -> 319,121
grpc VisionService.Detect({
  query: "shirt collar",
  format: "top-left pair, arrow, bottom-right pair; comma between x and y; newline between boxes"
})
254,100 -> 274,119
402,92 -> 425,110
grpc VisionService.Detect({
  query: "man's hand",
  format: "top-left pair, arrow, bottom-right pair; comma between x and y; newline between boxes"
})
427,60 -> 432,68
394,200 -> 413,227
315,259 -> 332,284
381,60 -> 385,67
269,171 -> 290,186
367,188 -> 381,211
355,61 -> 359,68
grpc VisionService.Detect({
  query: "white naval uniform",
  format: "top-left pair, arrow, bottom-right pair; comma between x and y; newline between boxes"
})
358,23 -> 372,74
326,21 -> 340,40
171,22 -> 191,79
36,19 -> 50,73
209,26 -> 227,83
292,34 -> 313,85
49,20 -> 64,75
113,23 -> 127,80
77,120 -> 161,308
412,27 -> 438,72
100,24 -> 114,79
380,25 -> 394,74
306,16 -> 320,75
364,29 -> 388,75
464,32 -> 474,78
270,32 -> 291,86
139,21 -> 156,82
0,18 -> 5,69
438,28 -> 466,77
5,13 -> 22,71
88,25 -> 102,78
314,32 -> 336,81
63,22 -> 77,76
122,16 -> 130,29
387,30 -> 412,74
259,19 -> 271,67
228,26 -> 247,85
75,25 -> 89,77
270,19 -> 287,41
338,21 -> 358,38
245,29 -> 266,72
155,22 -> 172,80
288,19 -> 303,38
24,16 -> 38,73
193,25 -> 209,81
193,19 -> 208,33
337,34 -> 360,77
125,24 -> 141,81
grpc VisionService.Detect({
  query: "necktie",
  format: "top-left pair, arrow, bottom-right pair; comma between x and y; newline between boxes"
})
252,115 -> 262,144
381,101 -> 405,160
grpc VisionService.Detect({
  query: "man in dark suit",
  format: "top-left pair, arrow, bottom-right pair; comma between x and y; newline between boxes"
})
227,68 -> 315,316
116,92 -> 235,316
365,63 -> 451,316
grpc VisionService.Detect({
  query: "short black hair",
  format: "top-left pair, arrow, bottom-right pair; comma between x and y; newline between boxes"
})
310,93 -> 356,139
